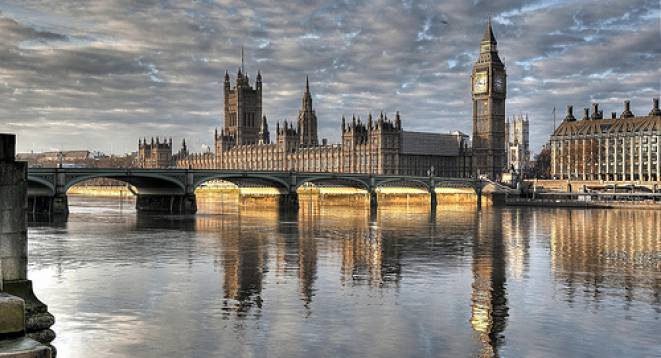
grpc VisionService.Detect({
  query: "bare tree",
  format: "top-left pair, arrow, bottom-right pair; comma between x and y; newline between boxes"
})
529,146 -> 551,179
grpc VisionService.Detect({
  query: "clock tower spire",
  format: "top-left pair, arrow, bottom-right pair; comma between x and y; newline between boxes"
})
471,18 -> 506,180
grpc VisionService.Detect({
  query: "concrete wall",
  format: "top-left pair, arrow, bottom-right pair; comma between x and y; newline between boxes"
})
0,134 -> 28,282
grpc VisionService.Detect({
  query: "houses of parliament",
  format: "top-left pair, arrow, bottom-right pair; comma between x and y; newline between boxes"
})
139,21 -> 508,179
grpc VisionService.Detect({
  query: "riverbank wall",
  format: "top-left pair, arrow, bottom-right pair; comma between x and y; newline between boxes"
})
65,185 -> 493,208
507,198 -> 661,210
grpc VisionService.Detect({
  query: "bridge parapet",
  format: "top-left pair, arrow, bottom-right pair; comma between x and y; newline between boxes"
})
26,168 -> 482,216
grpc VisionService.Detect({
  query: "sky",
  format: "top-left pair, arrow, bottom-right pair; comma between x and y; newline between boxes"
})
0,0 -> 659,155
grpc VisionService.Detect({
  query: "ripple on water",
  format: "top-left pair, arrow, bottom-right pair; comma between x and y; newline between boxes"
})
26,199 -> 661,358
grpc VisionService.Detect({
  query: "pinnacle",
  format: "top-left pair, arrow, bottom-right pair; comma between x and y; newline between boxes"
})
482,17 -> 497,44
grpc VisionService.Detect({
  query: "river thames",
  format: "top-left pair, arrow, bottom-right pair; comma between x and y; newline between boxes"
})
27,196 -> 660,357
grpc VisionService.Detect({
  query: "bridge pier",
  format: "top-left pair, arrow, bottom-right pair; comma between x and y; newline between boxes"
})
135,193 -> 197,214
429,179 -> 437,210
369,190 -> 378,210
279,192 -> 299,211
476,186 -> 483,209
27,194 -> 69,219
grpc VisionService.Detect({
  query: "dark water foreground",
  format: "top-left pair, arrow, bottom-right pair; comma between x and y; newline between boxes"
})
27,196 -> 660,357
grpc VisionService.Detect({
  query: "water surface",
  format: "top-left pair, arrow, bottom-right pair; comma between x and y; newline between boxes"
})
28,196 -> 661,357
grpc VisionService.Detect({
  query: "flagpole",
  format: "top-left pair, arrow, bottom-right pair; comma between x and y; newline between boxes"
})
552,106 -> 556,131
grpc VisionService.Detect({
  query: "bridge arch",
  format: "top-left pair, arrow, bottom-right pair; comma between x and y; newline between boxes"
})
374,178 -> 431,191
64,173 -> 186,195
295,176 -> 370,191
193,173 -> 290,192
27,176 -> 55,196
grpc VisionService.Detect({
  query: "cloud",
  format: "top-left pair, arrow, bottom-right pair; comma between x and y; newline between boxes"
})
0,0 -> 658,154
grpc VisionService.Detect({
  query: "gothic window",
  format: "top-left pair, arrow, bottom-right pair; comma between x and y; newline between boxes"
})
477,100 -> 488,116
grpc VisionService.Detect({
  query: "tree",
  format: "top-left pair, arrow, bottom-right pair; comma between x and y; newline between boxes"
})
529,145 -> 551,179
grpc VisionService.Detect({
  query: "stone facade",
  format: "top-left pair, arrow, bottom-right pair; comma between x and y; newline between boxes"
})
550,98 -> 661,181
505,114 -> 530,173
138,27 -> 520,177
138,69 -> 474,176
138,137 -> 188,169
472,19 -> 507,180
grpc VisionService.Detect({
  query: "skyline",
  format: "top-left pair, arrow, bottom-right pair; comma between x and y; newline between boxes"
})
0,0 -> 659,155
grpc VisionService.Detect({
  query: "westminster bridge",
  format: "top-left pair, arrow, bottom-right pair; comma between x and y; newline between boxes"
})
26,167 -> 488,216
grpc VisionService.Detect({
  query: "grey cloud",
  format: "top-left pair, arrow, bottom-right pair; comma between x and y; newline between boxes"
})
0,0 -> 658,154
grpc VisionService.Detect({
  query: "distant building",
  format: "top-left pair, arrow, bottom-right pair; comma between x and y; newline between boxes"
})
139,62 -> 474,177
549,98 -> 661,181
16,150 -> 91,168
505,114 -> 530,173
138,20 -> 512,179
138,137 -> 188,169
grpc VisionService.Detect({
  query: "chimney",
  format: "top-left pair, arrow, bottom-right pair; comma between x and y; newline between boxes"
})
649,98 -> 661,116
565,105 -> 576,121
620,100 -> 635,118
591,103 -> 598,118
590,103 -> 602,119
322,138 -> 328,146
583,107 -> 590,120
611,112 -> 616,119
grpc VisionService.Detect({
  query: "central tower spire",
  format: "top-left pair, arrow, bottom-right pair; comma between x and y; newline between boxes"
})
302,75 -> 313,111
298,75 -> 318,147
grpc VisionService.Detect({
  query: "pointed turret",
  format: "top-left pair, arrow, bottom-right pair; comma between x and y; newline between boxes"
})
258,115 -> 270,144
649,98 -> 660,116
478,17 -> 501,63
297,75 -> 318,146
301,75 -> 313,111
482,17 -> 497,45
255,71 -> 262,91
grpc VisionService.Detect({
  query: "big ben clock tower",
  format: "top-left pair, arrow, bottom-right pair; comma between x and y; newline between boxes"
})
472,18 -> 506,180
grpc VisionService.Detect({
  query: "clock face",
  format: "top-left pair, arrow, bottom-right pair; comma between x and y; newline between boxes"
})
494,73 -> 504,92
473,71 -> 488,94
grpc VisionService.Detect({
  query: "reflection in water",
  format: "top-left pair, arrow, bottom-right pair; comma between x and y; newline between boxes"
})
548,209 -> 661,306
26,196 -> 661,357
471,210 -> 508,358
